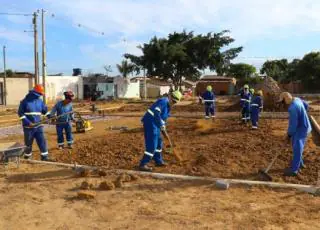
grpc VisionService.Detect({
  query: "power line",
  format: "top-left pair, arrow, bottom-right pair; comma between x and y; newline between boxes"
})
0,12 -> 32,16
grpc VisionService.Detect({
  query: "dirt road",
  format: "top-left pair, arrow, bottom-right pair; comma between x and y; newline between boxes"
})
0,164 -> 319,230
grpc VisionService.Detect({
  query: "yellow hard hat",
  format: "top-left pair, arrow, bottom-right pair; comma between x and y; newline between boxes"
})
171,90 -> 183,102
256,90 -> 263,96
206,85 -> 212,92
244,84 -> 249,89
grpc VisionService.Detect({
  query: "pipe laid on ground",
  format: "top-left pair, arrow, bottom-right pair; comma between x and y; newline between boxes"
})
310,115 -> 320,134
21,160 -> 319,195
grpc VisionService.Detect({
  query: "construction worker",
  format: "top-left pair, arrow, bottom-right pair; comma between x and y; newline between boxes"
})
239,84 -> 251,123
49,91 -> 75,149
277,92 -> 312,176
201,85 -> 216,119
18,84 -> 51,161
250,90 -> 263,129
139,90 -> 183,172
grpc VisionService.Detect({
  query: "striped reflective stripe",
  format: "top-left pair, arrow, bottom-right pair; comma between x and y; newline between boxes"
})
155,107 -> 161,112
58,142 -> 64,145
240,99 -> 250,102
24,112 -> 42,115
19,116 -> 26,120
45,112 -> 50,116
204,100 -> 215,102
161,119 -> 165,125
251,104 -> 259,107
147,109 -> 154,116
67,141 -> 73,144
41,152 -> 48,156
260,106 -> 263,109
155,149 -> 162,153
252,126 -> 258,129
24,153 -> 32,157
144,151 -> 154,157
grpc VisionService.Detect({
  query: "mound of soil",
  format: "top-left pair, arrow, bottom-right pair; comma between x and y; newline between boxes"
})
54,119 -> 320,185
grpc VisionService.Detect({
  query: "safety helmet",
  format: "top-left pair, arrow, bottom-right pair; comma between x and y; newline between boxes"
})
256,90 -> 263,96
64,91 -> 75,100
171,90 -> 183,102
206,85 -> 212,92
243,84 -> 249,89
33,84 -> 44,95
249,88 -> 255,94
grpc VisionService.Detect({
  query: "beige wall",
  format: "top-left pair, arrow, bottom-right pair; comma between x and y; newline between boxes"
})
0,77 -> 33,105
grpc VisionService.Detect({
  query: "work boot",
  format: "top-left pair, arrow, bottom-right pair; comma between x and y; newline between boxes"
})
139,165 -> 153,172
205,116 -> 210,120
41,155 -> 55,162
58,145 -> 64,150
155,162 -> 168,167
300,164 -> 307,170
283,168 -> 298,177
67,144 -> 73,149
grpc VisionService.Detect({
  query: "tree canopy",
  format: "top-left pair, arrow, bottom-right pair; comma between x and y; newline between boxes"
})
116,60 -> 135,78
124,30 -> 242,88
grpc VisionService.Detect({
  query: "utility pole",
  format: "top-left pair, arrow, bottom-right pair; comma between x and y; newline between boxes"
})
2,46 -> 7,105
143,68 -> 147,100
41,9 -> 47,103
32,12 -> 39,85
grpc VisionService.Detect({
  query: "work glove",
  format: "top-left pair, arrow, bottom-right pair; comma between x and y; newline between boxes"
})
161,125 -> 166,131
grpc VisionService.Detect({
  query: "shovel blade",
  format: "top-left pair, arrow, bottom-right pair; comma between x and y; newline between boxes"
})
258,169 -> 273,181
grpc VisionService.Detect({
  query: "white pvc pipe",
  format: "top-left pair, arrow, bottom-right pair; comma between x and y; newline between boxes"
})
22,160 -> 319,194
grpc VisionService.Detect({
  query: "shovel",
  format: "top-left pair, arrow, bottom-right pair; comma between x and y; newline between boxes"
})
161,129 -> 182,162
258,151 -> 281,181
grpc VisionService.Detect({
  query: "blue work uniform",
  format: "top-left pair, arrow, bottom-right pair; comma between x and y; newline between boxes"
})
18,90 -> 49,159
49,101 -> 74,147
201,91 -> 216,118
239,90 -> 252,122
250,95 -> 263,129
140,97 -> 170,166
287,98 -> 312,173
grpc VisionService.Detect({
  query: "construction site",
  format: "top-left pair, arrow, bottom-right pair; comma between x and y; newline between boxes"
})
0,77 -> 319,229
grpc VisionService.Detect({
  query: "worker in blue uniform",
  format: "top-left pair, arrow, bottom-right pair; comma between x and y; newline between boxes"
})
139,90 -> 183,172
239,84 -> 251,123
277,92 -> 312,176
250,90 -> 263,129
201,85 -> 216,119
49,91 -> 75,149
18,84 -> 51,161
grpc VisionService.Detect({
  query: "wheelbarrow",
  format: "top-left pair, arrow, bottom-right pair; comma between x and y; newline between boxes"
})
0,142 -> 26,168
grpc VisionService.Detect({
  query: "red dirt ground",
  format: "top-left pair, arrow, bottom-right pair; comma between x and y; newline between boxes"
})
51,118 -> 320,185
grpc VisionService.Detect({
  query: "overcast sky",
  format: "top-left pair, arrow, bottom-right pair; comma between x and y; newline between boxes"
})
0,0 -> 319,75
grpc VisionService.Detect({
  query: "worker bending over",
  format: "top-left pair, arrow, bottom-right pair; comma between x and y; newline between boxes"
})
277,92 -> 311,176
49,91 -> 75,149
18,84 -> 51,161
250,90 -> 263,129
139,90 -> 182,172
239,84 -> 252,123
201,85 -> 216,119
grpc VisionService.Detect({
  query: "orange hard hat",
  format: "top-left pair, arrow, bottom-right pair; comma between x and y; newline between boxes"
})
33,84 -> 44,95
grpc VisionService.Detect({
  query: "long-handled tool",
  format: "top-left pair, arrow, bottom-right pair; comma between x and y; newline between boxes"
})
161,129 -> 182,162
28,111 -> 74,127
258,151 -> 281,181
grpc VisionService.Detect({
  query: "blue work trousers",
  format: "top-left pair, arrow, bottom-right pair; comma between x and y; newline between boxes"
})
241,106 -> 250,122
205,103 -> 215,117
56,122 -> 73,146
140,122 -> 164,166
251,109 -> 259,128
291,135 -> 307,173
23,126 -> 48,157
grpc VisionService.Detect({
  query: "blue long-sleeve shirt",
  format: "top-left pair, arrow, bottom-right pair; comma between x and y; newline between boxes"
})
201,91 -> 215,105
142,97 -> 171,128
287,98 -> 312,138
250,96 -> 263,112
18,91 -> 48,128
49,101 -> 74,123
239,90 -> 252,108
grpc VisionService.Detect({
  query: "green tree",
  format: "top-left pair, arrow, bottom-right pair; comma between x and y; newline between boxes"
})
116,60 -> 135,78
260,59 -> 289,82
226,63 -> 256,81
124,30 -> 242,89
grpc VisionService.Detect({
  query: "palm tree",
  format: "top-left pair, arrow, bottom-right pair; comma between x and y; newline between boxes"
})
116,60 -> 134,78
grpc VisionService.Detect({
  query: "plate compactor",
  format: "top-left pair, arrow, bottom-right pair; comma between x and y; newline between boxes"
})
74,112 -> 93,133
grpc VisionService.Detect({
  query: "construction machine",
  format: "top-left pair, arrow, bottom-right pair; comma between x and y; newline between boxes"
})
73,112 -> 93,133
